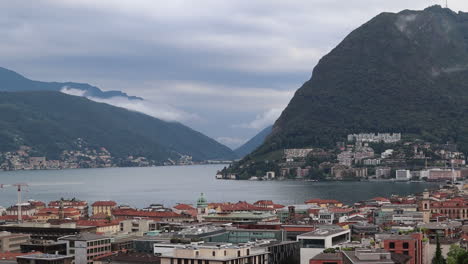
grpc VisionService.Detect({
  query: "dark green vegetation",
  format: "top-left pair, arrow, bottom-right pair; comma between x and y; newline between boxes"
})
234,125 -> 272,157
233,6 -> 468,175
0,67 -> 142,100
0,91 -> 236,161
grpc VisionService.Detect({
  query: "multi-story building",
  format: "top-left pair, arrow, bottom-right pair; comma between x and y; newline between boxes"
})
202,212 -> 278,224
58,233 -> 112,264
395,170 -> 411,181
48,200 -> 89,218
342,249 -> 410,264
17,253 -> 74,264
421,197 -> 468,220
0,231 -> 30,253
118,219 -> 158,234
297,228 -> 351,264
159,242 -> 269,264
376,233 -> 426,264
20,240 -> 68,255
91,201 -> 117,216
0,222 -> 96,241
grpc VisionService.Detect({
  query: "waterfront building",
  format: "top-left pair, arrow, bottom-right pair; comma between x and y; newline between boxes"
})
375,167 -> 392,178
395,170 -> 411,181
17,254 -> 74,264
304,199 -> 343,208
91,201 -> 117,216
0,231 -> 30,253
59,233 -> 112,264
296,228 -> 350,264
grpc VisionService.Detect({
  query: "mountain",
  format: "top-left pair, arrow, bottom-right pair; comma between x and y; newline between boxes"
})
232,6 -> 468,174
234,125 -> 272,157
0,91 -> 236,161
0,67 -> 142,100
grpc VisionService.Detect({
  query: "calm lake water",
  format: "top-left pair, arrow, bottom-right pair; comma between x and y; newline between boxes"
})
0,165 -> 438,208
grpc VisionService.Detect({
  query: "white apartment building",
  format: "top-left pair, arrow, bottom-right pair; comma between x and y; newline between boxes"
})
297,228 -> 350,264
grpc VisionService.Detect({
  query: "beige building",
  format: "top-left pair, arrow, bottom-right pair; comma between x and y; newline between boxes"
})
91,201 -> 117,216
0,231 -> 30,252
160,242 -> 269,264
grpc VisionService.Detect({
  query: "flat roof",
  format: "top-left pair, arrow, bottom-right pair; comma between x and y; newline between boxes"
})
298,228 -> 349,238
59,233 -> 109,241
17,254 -> 73,260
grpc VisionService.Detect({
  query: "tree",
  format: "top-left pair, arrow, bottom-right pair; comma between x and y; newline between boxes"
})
432,234 -> 446,264
447,244 -> 468,264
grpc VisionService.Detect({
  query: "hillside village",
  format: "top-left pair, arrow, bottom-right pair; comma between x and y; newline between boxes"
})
220,133 -> 468,181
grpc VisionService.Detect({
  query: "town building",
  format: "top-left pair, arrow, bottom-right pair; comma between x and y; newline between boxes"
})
17,254 -> 74,264
91,201 -> 117,216
0,222 -> 96,241
202,212 -> 278,224
342,249 -> 410,264
296,228 -> 350,264
395,170 -> 411,181
48,200 -> 89,218
159,242 -> 269,264
376,233 -> 426,264
58,233 -> 112,264
0,231 -> 30,253
20,240 -> 68,255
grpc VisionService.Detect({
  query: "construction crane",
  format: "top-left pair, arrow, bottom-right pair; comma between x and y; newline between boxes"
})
0,183 -> 29,222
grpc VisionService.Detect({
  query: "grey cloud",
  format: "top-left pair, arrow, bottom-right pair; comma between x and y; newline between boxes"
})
0,0 -> 465,148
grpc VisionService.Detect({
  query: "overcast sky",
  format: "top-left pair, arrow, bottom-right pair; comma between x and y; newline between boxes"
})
1,0 -> 467,148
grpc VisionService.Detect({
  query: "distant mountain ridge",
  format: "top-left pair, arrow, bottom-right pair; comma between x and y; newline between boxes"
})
0,91 -> 236,162
230,5 -> 468,175
234,125 -> 272,157
0,67 -> 142,100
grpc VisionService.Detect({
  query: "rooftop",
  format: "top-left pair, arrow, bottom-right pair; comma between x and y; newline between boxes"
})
16,254 -> 73,261
298,228 -> 349,238
58,232 -> 108,241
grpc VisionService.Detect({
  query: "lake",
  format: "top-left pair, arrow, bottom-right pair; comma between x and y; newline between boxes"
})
0,165 -> 438,208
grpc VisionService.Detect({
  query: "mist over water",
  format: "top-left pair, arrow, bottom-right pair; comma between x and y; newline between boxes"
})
0,165 -> 437,208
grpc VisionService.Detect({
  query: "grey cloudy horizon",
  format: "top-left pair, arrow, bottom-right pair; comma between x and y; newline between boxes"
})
1,0 -> 466,149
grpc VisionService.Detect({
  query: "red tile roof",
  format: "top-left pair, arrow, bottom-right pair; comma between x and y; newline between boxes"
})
371,197 -> 390,202
305,199 -> 341,204
112,209 -> 185,219
92,201 -> 117,207
253,200 -> 274,206
173,204 -> 195,210
76,220 -> 119,227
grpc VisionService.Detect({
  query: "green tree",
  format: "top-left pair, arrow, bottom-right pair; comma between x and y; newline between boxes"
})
447,244 -> 468,264
432,234 -> 446,264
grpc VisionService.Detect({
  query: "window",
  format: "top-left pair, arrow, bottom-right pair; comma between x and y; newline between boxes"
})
238,250 -> 241,257
403,242 -> 409,249
403,251 -> 409,255
246,249 -> 250,256
389,242 -> 395,249
224,251 -> 227,256
212,251 -> 216,257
